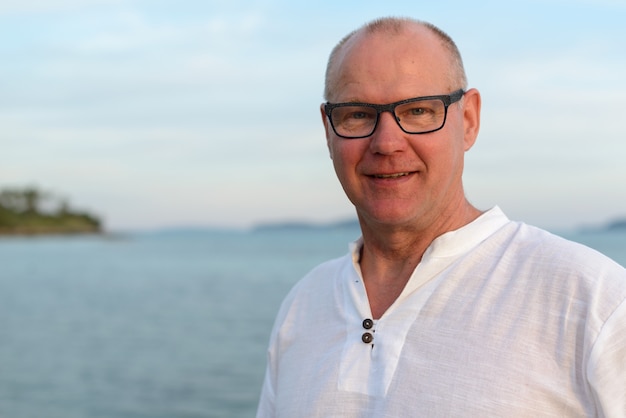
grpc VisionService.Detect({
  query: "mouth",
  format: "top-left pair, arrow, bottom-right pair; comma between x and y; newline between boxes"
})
370,172 -> 414,179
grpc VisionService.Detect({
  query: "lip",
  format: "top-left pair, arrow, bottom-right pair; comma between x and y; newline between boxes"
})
365,171 -> 418,182
369,172 -> 414,179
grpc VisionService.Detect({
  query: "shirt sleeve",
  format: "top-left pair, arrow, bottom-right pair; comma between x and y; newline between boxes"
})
587,297 -> 626,418
256,360 -> 276,418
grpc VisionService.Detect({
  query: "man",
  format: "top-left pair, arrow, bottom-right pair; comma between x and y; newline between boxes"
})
257,17 -> 626,417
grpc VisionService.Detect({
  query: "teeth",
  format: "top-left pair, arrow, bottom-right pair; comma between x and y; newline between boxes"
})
374,172 -> 410,179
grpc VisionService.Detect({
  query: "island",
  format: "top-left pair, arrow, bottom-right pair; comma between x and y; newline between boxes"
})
252,218 -> 359,232
0,187 -> 102,235
606,218 -> 626,231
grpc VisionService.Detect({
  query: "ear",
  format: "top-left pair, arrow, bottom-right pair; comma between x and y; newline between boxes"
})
320,104 -> 334,159
462,88 -> 481,151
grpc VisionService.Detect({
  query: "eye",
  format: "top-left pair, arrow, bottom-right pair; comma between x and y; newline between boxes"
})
335,106 -> 376,123
408,107 -> 427,116
349,111 -> 369,120
397,101 -> 439,120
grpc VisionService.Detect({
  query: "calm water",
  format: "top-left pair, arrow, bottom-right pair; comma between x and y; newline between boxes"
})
0,226 -> 624,418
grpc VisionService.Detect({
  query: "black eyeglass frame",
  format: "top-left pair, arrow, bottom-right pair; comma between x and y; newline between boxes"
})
324,89 -> 465,139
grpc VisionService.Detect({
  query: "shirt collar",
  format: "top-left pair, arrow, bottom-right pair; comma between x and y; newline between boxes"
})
349,206 -> 509,261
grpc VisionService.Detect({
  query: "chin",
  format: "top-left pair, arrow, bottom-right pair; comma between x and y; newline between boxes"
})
358,206 -> 422,228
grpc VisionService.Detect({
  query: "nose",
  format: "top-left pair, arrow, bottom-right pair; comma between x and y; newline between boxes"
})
368,111 -> 408,155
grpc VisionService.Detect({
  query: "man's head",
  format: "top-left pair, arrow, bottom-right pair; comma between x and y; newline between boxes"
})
320,17 -> 481,232
323,18 -> 468,102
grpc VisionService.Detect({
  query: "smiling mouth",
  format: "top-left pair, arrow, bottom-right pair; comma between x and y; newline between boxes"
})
371,172 -> 414,179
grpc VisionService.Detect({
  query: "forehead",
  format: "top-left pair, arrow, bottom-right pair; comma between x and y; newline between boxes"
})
328,27 -> 452,103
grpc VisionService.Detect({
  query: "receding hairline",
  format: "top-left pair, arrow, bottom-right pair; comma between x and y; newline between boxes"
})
323,17 -> 468,101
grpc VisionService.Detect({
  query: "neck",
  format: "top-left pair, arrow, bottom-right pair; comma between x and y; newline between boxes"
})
357,199 -> 481,319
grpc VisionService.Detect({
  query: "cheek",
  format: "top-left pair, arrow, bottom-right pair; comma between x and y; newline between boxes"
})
446,141 -> 467,178
331,144 -> 352,178
415,137 -> 464,177
330,139 -> 359,165
329,140 -> 368,184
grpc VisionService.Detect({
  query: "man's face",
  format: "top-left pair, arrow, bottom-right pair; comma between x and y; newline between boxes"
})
321,28 -> 480,231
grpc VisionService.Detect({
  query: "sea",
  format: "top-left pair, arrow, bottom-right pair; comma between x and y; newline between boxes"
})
0,224 -> 625,418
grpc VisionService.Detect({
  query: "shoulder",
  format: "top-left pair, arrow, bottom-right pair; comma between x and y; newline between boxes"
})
495,220 -> 624,273
493,220 -> 626,315
271,253 -> 354,329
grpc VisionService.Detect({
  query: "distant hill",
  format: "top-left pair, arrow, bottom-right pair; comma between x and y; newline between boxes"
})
606,218 -> 626,231
0,187 -> 102,235
256,216 -> 626,234
252,218 -> 359,232
579,217 -> 626,233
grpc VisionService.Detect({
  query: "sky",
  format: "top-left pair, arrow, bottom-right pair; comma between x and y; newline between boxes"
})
1,0 -> 625,232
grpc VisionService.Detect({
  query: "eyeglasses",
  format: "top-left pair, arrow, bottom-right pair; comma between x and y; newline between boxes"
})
324,89 -> 465,139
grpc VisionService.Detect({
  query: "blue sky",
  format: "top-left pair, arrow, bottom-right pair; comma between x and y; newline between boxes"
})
1,0 -> 625,231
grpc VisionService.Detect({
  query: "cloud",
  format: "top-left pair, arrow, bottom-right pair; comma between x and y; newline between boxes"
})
541,0 -> 626,6
0,0 -> 125,15
72,10 -> 267,54
2,1 -> 625,230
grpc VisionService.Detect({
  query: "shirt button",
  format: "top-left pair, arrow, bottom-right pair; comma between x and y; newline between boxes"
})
362,318 -> 374,329
362,332 -> 373,344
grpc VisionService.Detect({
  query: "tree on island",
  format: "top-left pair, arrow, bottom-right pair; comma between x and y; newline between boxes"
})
0,186 -> 102,235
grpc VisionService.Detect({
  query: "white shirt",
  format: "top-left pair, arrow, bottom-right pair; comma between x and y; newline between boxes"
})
257,207 -> 626,417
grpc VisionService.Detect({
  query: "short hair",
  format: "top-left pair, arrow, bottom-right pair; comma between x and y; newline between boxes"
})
323,17 -> 468,101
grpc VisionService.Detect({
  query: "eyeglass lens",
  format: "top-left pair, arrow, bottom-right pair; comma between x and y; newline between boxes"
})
330,98 -> 447,138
